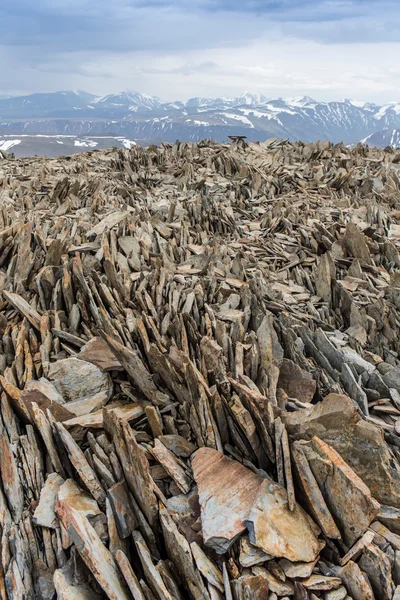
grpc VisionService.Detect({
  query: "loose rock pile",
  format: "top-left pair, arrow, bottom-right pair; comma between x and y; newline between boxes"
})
1,138 -> 400,599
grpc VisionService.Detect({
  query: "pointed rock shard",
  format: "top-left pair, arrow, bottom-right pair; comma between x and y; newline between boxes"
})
192,448 -> 262,553
101,332 -> 170,407
340,530 -> 375,566
55,422 -> 106,509
333,560 -> 375,600
107,481 -> 138,539
53,558 -> 102,600
239,536 -> 272,568
2,290 -> 41,330
244,478 -> 320,563
232,574 -> 269,600
342,223 -> 372,265
159,503 -> 207,596
132,530 -> 175,600
56,501 -> 130,600
291,441 -> 341,540
256,313 -> 283,405
315,252 -> 334,302
33,473 -> 64,529
152,439 -> 191,494
0,418 -> 24,523
301,437 -> 380,547
358,543 -> 394,600
277,359 -> 316,403
284,393 -> 400,508
86,210 -> 130,239
116,550 -> 147,600
190,542 -> 224,593
78,337 -> 123,372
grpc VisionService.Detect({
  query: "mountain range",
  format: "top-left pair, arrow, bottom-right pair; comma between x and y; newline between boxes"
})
1,90 -> 400,152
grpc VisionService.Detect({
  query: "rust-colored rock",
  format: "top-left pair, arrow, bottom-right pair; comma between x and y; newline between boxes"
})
192,448 -> 262,553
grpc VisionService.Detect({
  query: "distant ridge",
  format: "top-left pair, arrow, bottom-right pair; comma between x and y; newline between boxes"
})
1,90 -> 400,147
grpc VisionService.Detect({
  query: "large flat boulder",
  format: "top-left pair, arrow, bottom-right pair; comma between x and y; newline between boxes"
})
192,448 -> 262,553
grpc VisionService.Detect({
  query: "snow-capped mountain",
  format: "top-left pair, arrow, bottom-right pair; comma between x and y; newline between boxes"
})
1,90 -> 400,148
361,129 -> 400,149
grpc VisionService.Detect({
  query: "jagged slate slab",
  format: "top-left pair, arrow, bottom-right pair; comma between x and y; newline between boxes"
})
53,557 -> 102,600
291,441 -> 341,540
285,393 -> 400,507
301,437 -> 380,547
78,337 -> 123,372
244,478 -> 320,562
192,448 -> 262,553
56,501 -> 130,600
331,560 -> 375,600
48,358 -> 113,403
358,543 -> 394,600
33,473 -> 65,528
277,358 -> 316,403
107,481 -> 138,539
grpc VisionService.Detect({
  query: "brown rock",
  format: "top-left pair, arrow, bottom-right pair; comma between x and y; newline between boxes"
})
33,473 -> 65,528
358,543 -> 394,600
285,393 -> 400,507
78,337 -> 123,372
244,478 -> 320,562
333,560 -> 375,600
158,435 -> 197,458
342,223 -> 372,265
192,448 -> 262,553
277,359 -> 316,403
301,437 -> 379,547
48,357 -> 113,402
56,501 -> 130,600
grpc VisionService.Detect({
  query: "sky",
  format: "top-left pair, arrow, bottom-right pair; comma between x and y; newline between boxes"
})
1,0 -> 400,103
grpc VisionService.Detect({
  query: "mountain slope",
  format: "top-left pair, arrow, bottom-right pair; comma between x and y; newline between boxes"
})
361,129 -> 400,148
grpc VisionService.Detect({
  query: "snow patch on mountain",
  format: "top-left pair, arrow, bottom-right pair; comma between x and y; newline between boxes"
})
0,139 -> 21,151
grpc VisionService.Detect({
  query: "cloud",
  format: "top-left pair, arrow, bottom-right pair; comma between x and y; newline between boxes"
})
0,0 -> 400,102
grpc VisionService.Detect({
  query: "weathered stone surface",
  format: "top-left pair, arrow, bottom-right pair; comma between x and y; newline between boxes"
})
383,365 -> 400,393
315,252 -> 334,302
244,478 -> 320,562
252,567 -> 294,596
239,536 -> 272,568
48,357 -> 113,402
33,473 -> 65,528
277,359 -> 316,403
285,393 -> 400,507
107,481 -> 138,539
53,557 -> 102,600
158,435 -> 197,458
78,337 -> 123,372
257,313 -> 284,405
325,587 -> 348,600
56,500 -> 130,600
333,560 -> 375,600
25,378 -> 65,405
278,558 -> 318,579
190,541 -> 224,592
301,437 -> 379,547
192,448 -> 262,553
291,441 -> 341,540
301,574 -> 342,591
358,543 -> 394,600
232,574 -> 269,600
342,223 -> 372,265
377,504 -> 400,534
